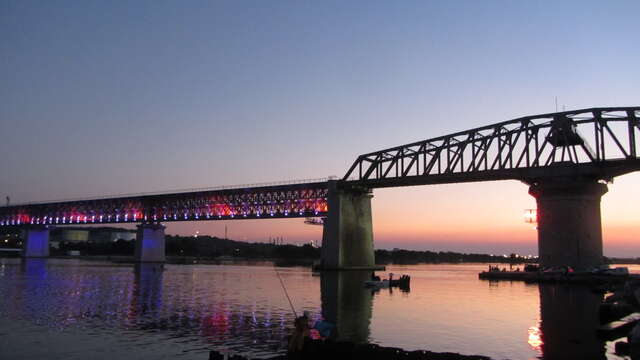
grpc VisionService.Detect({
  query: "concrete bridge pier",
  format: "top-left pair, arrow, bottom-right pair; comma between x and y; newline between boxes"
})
23,226 -> 50,258
135,223 -> 166,263
529,180 -> 608,271
320,181 -> 380,270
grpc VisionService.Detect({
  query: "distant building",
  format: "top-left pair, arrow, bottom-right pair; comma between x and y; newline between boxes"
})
1,226 -> 136,252
90,227 -> 136,243
50,227 -> 136,247
60,229 -> 89,242
0,228 -> 23,249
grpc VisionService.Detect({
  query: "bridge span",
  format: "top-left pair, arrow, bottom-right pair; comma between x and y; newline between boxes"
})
2,107 -> 640,270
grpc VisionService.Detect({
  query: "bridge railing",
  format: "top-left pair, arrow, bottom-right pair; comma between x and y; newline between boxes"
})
4,177 -> 337,207
343,107 -> 640,186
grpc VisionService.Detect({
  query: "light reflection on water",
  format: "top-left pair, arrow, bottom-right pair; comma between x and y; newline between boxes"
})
0,259 -> 617,360
527,326 -> 542,351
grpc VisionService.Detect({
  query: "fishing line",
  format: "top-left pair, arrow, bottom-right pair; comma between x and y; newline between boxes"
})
274,267 -> 297,318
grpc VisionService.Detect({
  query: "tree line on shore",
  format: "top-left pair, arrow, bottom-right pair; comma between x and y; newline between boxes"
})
4,232 -> 636,264
50,235 -> 538,264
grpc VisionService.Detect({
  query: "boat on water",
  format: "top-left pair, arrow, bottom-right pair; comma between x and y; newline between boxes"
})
364,274 -> 411,289
364,279 -> 391,288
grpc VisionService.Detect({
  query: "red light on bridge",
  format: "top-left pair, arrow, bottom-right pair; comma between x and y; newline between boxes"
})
524,209 -> 537,224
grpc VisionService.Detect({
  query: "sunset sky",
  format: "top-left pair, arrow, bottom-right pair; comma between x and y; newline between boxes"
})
2,1 -> 639,256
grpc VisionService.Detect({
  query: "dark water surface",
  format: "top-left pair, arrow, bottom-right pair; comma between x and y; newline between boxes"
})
0,259 -> 630,360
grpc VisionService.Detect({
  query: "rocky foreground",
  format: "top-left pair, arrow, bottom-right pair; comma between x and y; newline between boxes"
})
209,340 -> 491,360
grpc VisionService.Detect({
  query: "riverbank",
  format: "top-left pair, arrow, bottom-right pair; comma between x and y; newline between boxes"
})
209,340 -> 492,360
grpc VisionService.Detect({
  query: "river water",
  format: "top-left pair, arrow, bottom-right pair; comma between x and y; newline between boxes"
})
0,258 -> 632,360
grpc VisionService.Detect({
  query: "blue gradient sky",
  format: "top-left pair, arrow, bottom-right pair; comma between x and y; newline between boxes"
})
2,1 -> 639,256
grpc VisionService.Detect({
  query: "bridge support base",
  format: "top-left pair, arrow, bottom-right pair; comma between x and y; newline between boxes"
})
529,181 -> 608,271
319,182 -> 381,270
23,226 -> 50,258
135,223 -> 166,263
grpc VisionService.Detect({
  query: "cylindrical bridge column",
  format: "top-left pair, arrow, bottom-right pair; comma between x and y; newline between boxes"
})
23,226 -> 50,258
135,223 -> 166,263
529,181 -> 608,271
320,181 -> 380,270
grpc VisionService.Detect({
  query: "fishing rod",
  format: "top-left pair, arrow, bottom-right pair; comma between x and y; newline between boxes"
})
274,267 -> 297,318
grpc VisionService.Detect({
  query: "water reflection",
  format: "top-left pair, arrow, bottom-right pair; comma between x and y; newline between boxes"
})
129,263 -> 163,320
320,270 -> 373,343
3,260 -> 614,360
3,260 -> 298,358
21,258 -> 48,279
527,326 -> 543,351
538,284 -> 604,360
19,258 -> 51,324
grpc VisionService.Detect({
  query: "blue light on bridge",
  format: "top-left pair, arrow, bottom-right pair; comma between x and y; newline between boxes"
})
1,183 -> 329,227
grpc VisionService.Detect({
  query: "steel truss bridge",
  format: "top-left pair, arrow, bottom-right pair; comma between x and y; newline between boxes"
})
0,182 -> 329,227
1,106 -> 639,228
344,107 -> 640,187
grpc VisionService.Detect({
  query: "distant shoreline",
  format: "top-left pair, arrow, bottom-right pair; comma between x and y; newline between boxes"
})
2,254 -> 535,267
2,233 -> 637,264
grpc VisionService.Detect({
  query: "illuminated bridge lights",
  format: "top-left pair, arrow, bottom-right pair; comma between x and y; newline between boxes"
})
0,184 -> 329,227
